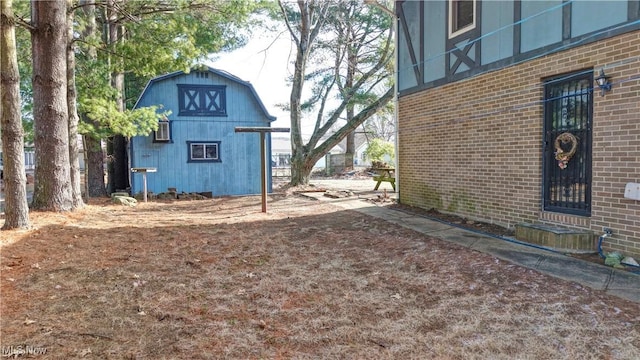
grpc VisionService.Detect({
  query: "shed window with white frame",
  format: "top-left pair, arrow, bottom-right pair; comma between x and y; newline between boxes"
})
154,119 -> 171,142
187,141 -> 221,162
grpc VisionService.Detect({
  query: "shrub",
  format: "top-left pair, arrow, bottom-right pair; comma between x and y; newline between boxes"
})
364,138 -> 394,166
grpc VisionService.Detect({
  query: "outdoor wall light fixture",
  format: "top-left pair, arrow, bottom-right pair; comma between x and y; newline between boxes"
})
595,69 -> 612,96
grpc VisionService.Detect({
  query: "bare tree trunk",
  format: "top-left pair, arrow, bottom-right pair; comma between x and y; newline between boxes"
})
79,0 -> 107,197
283,1 -> 329,186
345,132 -> 355,161
106,0 -> 128,193
67,0 -> 84,208
30,0 -> 73,211
111,135 -> 128,191
1,0 -> 30,229
344,50 -> 356,169
85,135 -> 107,196
289,155 -> 314,185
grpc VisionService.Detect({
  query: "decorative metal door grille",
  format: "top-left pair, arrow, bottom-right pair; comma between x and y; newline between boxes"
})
543,72 -> 592,216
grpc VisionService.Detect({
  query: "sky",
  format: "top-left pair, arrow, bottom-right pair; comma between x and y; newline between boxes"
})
208,27 -> 294,130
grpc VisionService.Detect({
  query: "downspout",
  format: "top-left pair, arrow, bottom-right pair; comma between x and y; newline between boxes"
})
597,228 -> 640,273
392,3 -> 399,199
597,228 -> 612,259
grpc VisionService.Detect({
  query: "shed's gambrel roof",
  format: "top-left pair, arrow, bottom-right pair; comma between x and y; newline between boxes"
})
133,65 -> 276,121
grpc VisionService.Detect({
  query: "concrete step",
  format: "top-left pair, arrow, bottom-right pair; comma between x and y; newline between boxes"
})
515,223 -> 596,254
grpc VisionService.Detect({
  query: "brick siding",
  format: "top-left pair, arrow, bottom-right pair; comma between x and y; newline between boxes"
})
398,30 -> 640,258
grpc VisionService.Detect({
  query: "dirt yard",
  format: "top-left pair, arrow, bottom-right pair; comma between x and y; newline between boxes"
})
1,192 -> 639,359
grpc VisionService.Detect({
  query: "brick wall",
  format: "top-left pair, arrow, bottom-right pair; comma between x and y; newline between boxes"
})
398,30 -> 640,258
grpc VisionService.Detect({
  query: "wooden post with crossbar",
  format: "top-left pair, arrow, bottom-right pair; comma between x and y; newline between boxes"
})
234,127 -> 290,212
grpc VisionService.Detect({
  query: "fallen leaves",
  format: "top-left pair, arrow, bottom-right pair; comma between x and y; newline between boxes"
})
1,195 -> 638,359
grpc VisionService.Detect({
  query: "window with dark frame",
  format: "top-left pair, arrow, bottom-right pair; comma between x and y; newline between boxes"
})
187,141 -> 221,162
178,85 -> 227,117
449,0 -> 475,38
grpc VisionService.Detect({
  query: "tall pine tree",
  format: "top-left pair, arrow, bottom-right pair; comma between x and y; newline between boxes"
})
30,0 -> 74,211
1,0 -> 30,228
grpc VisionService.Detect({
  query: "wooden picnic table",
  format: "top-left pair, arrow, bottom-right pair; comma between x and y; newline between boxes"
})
372,167 -> 396,191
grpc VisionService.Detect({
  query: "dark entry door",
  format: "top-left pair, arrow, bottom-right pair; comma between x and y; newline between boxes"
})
543,72 -> 593,216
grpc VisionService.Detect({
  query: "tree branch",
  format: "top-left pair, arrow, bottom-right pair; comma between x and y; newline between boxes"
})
307,86 -> 394,166
13,14 -> 35,31
278,0 -> 300,46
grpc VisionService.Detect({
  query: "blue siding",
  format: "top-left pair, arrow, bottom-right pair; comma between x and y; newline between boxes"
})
481,0 -> 514,65
397,0 -> 639,94
398,30 -> 418,90
130,68 -> 274,197
520,1 -> 563,53
572,1 -> 628,37
398,0 -> 421,91
424,0 -> 446,83
450,39 -> 474,73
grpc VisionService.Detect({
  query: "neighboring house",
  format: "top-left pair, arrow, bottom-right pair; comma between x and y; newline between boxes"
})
0,146 -> 36,178
130,66 -> 276,197
352,133 -> 385,167
338,132 -> 371,167
269,134 -> 343,170
354,140 -> 369,167
271,135 -> 292,167
396,1 -> 640,257
0,137 -> 85,181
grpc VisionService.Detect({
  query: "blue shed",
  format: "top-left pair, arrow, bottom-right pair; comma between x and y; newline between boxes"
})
130,66 -> 276,197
